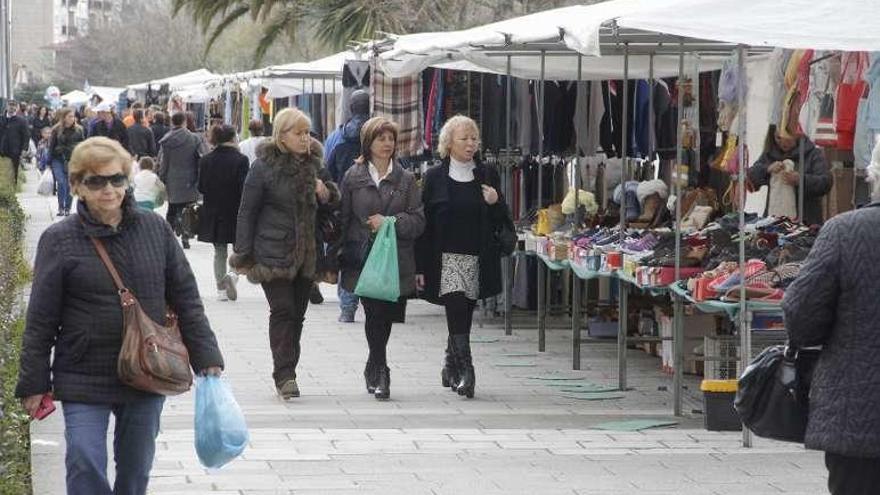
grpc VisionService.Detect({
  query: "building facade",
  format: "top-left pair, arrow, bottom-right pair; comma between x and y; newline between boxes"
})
10,0 -> 132,83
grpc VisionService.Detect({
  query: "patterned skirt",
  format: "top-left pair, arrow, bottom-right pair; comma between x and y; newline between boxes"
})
440,252 -> 480,301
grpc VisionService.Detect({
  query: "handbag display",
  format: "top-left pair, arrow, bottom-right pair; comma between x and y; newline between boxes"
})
734,344 -> 819,443
90,237 -> 193,396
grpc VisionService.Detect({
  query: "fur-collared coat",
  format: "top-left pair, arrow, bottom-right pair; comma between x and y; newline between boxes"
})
230,138 -> 340,283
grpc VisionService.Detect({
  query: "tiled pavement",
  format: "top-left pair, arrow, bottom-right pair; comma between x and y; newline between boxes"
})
18,167 -> 828,494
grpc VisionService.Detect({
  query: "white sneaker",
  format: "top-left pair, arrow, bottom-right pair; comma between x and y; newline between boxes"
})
224,272 -> 239,301
217,289 -> 228,302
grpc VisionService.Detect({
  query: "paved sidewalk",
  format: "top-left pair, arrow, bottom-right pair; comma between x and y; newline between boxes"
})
18,166 -> 828,495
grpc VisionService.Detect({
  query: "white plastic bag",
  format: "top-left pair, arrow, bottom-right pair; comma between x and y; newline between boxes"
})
37,169 -> 54,196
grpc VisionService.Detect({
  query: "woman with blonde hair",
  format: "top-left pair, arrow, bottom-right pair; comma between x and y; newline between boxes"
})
415,115 -> 515,398
338,117 -> 424,400
230,107 -> 340,399
16,136 -> 224,495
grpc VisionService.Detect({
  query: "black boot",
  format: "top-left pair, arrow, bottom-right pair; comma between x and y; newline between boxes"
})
441,335 -> 460,390
374,366 -> 390,400
451,335 -> 475,398
364,361 -> 379,394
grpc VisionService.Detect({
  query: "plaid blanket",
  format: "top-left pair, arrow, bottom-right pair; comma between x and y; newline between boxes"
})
371,68 -> 424,157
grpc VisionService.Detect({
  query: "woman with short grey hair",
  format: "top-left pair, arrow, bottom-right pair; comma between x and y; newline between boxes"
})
415,115 -> 514,399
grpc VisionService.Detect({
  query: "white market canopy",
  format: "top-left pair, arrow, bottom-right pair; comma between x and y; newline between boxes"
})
224,51 -> 500,99
619,0 -> 880,52
89,85 -> 123,104
127,69 -> 222,93
61,90 -> 89,105
375,0 -> 880,79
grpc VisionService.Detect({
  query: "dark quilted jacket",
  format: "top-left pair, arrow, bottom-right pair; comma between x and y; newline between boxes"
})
783,203 -> 880,457
15,195 -> 224,404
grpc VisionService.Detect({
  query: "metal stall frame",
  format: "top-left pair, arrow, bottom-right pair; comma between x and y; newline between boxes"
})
369,26 -> 772,425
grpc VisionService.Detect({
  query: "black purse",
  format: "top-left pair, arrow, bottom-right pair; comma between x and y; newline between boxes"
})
734,344 -> 820,443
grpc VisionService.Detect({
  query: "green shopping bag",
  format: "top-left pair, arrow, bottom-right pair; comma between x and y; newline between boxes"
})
354,217 -> 400,302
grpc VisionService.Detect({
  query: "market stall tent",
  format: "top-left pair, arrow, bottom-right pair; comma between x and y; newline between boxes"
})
61,90 -> 89,105
617,0 -> 880,51
126,69 -> 221,94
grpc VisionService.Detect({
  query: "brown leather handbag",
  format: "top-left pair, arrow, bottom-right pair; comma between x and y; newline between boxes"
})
90,237 -> 193,396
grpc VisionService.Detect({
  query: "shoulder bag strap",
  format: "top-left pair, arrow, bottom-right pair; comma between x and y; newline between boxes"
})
89,236 -> 128,293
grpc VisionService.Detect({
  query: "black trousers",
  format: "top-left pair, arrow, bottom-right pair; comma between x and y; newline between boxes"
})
9,155 -> 20,185
166,202 -> 192,238
260,276 -> 312,387
826,452 -> 880,495
443,292 -> 477,336
362,297 -> 406,367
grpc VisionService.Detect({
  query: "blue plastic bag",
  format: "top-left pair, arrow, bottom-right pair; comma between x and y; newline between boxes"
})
194,375 -> 248,468
354,217 -> 400,302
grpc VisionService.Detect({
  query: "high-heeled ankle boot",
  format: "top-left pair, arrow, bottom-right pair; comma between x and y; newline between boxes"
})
451,335 -> 475,399
441,335 -> 460,390
374,366 -> 390,400
364,361 -> 379,394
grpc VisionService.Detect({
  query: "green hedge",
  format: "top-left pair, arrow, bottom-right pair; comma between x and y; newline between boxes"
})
0,158 -> 32,494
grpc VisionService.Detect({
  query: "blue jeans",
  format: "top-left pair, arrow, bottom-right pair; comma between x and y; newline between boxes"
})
338,285 -> 360,314
62,396 -> 164,495
50,158 -> 72,211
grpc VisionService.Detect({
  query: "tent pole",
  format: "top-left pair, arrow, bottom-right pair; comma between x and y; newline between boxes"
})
538,49 -> 547,353
673,43 -> 685,417
799,139 -> 805,221
321,77 -> 327,140
649,53 -> 655,161
505,55 -> 514,337
572,53 -> 583,370
737,45 -> 753,449
618,42 -> 630,392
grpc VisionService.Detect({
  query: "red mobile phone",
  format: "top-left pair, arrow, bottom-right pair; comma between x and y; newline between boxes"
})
31,393 -> 55,420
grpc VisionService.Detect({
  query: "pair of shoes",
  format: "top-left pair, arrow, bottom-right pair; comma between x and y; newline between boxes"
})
364,362 -> 379,394
277,379 -> 300,399
450,335 -> 475,399
56,211 -> 65,217
338,310 -> 355,323
309,284 -> 324,304
441,335 -> 460,390
182,238 -> 190,249
374,366 -> 390,400
221,272 -> 238,301
216,289 -> 229,302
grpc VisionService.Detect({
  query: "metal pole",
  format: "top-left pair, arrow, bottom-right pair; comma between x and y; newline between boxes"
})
0,0 -> 10,99
737,45 -> 753,448
618,43 -> 630,391
648,53 -> 655,159
572,53 -> 583,370
798,139 -> 805,221
538,50 -> 547,353
505,56 -> 514,337
673,43 -> 686,417
321,77 -> 327,140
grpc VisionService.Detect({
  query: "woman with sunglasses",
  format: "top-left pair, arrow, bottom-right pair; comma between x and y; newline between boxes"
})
15,137 -> 225,495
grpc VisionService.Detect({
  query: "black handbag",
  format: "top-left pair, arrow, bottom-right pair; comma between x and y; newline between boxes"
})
734,344 -> 820,443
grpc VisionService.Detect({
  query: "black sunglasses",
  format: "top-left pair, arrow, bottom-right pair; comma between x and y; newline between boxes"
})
82,173 -> 128,191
